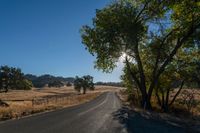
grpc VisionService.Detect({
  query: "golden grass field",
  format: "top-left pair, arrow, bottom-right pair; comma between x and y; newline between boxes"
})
0,86 -> 120,120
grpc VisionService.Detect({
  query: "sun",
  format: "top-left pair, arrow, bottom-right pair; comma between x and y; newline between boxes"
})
119,52 -> 127,63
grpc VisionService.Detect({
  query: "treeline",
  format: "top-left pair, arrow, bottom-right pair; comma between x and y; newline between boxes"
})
25,74 -> 74,88
0,65 -> 75,92
95,82 -> 123,87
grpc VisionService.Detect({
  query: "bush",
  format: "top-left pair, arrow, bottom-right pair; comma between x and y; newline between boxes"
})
178,89 -> 200,114
48,80 -> 64,88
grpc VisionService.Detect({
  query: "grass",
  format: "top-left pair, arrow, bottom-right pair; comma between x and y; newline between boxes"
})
0,86 -> 119,121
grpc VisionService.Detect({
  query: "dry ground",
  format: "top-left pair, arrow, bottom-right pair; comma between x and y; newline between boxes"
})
117,88 -> 200,132
0,85 -> 120,121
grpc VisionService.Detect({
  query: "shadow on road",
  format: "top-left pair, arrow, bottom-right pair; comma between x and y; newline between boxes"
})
112,106 -> 196,133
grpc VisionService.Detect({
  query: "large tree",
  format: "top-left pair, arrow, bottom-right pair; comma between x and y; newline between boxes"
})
74,75 -> 94,94
81,0 -> 200,109
0,66 -> 33,92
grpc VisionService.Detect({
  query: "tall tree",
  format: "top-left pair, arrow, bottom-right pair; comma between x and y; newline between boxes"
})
81,0 -> 200,109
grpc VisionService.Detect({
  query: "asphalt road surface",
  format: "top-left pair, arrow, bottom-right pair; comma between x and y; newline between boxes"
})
0,92 -> 188,133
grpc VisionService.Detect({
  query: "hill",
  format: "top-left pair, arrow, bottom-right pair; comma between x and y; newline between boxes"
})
25,74 -> 74,88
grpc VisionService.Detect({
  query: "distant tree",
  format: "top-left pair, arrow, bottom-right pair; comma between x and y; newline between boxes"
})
74,75 -> 94,94
0,66 -> 33,92
74,76 -> 83,93
0,66 -> 10,92
95,82 -> 124,87
82,75 -> 95,94
66,82 -> 72,87
16,79 -> 33,90
48,80 -> 64,88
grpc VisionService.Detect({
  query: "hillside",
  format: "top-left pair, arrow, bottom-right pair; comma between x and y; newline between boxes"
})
25,74 -> 75,88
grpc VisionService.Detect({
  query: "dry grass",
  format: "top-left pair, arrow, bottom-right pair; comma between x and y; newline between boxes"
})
117,88 -> 200,118
0,85 -> 119,100
0,86 -> 119,121
0,92 -> 101,120
0,86 -> 75,101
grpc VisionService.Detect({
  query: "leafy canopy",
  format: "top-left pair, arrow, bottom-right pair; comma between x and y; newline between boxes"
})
81,0 -> 200,109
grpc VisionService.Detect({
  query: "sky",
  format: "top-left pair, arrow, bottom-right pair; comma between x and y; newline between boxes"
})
0,0 -> 124,82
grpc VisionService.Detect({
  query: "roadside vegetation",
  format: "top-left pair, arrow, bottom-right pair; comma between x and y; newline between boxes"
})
81,0 -> 200,117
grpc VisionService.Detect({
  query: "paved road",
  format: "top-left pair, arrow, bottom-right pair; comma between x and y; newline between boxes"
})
0,92 -> 125,133
0,92 -> 188,133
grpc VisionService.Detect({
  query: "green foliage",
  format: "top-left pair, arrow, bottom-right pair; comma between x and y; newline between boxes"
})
0,66 -> 33,92
74,75 -> 94,94
15,79 -> 33,90
74,76 -> 83,92
81,1 -> 147,72
81,0 -> 200,110
121,64 -> 137,91
48,80 -> 64,88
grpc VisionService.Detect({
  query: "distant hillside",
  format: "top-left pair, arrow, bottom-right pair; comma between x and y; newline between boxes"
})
25,74 -> 74,88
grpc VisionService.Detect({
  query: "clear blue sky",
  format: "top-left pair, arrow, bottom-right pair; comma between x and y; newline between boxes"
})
0,0 -> 123,82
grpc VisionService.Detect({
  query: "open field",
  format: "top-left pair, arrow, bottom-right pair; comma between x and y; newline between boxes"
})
0,86 -> 120,121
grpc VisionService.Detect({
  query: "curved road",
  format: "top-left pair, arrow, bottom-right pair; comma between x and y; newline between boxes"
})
0,92 -> 187,133
0,92 -> 125,133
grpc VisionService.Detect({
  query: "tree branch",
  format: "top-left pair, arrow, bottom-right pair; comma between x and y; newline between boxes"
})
135,0 -> 149,21
148,23 -> 200,98
134,42 -> 147,93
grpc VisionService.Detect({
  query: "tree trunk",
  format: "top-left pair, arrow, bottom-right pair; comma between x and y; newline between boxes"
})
162,87 -> 170,112
145,95 -> 152,110
165,88 -> 170,107
83,88 -> 86,94
169,80 -> 185,106
125,58 -> 150,109
155,87 -> 162,106
161,88 -> 165,110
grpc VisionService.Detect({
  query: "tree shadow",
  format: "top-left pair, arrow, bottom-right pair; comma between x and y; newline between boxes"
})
112,106 -> 197,133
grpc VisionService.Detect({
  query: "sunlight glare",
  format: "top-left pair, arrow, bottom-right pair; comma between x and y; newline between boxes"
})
119,52 -> 127,63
